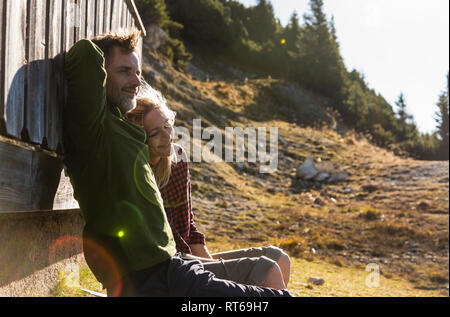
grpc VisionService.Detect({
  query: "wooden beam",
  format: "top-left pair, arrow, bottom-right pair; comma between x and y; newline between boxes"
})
125,0 -> 146,37
0,136 -> 78,212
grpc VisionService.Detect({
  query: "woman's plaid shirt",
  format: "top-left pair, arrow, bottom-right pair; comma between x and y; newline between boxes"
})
160,144 -> 206,254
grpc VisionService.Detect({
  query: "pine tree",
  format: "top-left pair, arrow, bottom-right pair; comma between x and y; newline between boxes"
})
303,0 -> 328,30
395,93 -> 411,122
434,72 -> 449,160
297,0 -> 347,104
329,15 -> 338,44
284,11 -> 302,52
395,93 -> 414,141
245,0 -> 277,44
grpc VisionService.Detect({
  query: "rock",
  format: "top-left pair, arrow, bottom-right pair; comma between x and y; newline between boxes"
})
362,184 -> 378,193
342,186 -> 353,194
146,24 -> 167,51
314,172 -> 330,182
307,277 -> 325,286
314,197 -> 324,206
296,157 -> 349,184
254,180 -> 265,187
328,172 -> 349,183
417,201 -> 430,212
329,208 -> 336,213
296,157 -> 319,180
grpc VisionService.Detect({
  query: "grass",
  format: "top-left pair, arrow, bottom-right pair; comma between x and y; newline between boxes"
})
288,257 -> 444,297
359,207 -> 382,221
50,265 -> 105,297
207,239 -> 447,297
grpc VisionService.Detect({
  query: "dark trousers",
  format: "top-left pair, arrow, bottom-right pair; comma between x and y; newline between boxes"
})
107,256 -> 293,297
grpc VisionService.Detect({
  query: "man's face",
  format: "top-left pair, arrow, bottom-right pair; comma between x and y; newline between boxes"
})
105,46 -> 142,114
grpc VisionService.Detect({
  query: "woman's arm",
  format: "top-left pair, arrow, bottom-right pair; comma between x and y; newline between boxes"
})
189,243 -> 213,259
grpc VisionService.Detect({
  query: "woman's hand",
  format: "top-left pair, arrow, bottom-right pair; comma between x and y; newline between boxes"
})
189,244 -> 215,260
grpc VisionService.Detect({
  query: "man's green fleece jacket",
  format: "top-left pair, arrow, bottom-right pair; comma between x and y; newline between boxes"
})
63,39 -> 176,287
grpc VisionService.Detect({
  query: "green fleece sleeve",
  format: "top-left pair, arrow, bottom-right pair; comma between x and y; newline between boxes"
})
64,39 -> 107,126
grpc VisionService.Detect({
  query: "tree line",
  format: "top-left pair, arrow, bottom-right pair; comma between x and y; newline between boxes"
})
135,0 -> 449,161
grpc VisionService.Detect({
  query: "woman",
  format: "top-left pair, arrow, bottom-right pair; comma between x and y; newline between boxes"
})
125,86 -> 290,290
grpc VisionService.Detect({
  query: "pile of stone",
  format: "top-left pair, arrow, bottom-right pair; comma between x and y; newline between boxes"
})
296,157 -> 349,183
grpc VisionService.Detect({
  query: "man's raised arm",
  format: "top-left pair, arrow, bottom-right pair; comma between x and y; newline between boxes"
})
64,39 -> 107,127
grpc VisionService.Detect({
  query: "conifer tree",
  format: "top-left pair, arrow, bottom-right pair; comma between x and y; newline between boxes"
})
298,0 -> 347,104
284,12 -> 302,52
434,72 -> 449,160
329,15 -> 338,44
395,93 -> 414,141
245,0 -> 277,44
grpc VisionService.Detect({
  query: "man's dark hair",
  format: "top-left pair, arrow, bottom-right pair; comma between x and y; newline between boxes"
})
91,28 -> 141,66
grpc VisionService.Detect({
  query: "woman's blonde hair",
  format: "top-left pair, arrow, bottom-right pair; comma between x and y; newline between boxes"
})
125,81 -> 176,189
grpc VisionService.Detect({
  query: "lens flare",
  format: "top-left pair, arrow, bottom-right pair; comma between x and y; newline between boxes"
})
48,235 -> 123,297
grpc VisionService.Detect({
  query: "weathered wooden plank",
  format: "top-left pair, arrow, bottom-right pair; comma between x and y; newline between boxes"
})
96,0 -> 104,35
130,11 -> 135,29
117,0 -> 123,31
26,0 -> 47,145
85,0 -> 95,39
74,0 -> 83,42
3,0 -> 27,139
127,10 -> 132,29
0,138 -> 66,212
64,0 -> 77,51
79,0 -> 86,40
0,1 -> 5,135
110,0 -> 122,33
44,0 -> 64,152
121,0 -> 127,29
125,0 -> 146,36
103,0 -> 111,34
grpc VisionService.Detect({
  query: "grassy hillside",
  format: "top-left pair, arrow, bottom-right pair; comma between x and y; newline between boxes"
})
53,41 -> 448,297
141,42 -> 449,297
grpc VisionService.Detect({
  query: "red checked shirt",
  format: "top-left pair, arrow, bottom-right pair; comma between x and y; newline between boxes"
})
160,144 -> 206,254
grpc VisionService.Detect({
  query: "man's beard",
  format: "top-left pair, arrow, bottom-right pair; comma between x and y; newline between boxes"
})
118,93 -> 136,114
107,91 -> 136,115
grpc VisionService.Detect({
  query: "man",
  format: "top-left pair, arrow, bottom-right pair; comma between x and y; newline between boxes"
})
63,28 -> 292,297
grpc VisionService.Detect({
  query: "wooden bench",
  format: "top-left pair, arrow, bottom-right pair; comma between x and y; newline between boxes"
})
0,0 -> 145,297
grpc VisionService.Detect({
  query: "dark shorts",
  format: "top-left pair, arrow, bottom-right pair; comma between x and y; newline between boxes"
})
107,255 -> 292,297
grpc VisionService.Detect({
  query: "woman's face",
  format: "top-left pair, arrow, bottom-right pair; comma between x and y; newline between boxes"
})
143,109 -> 173,159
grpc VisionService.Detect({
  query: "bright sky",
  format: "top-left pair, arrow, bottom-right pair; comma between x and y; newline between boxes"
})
237,0 -> 450,134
